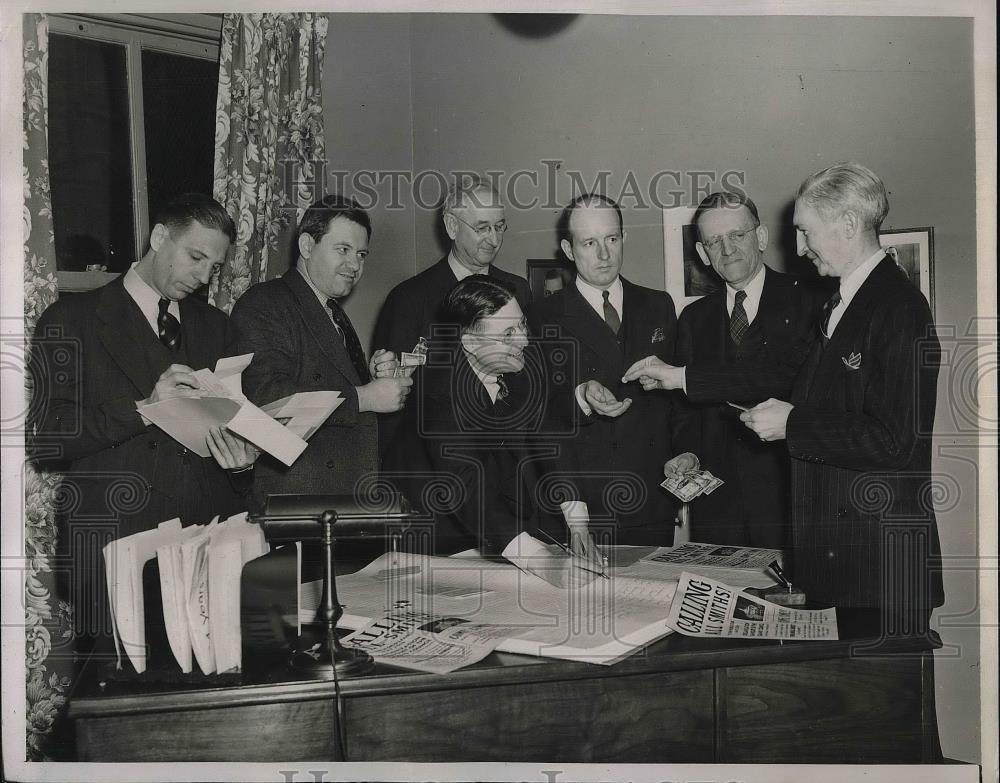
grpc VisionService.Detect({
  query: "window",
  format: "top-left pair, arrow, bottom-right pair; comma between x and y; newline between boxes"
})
47,14 -> 221,292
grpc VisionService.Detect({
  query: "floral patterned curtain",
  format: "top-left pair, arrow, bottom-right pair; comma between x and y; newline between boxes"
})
209,13 -> 329,313
23,12 -> 74,761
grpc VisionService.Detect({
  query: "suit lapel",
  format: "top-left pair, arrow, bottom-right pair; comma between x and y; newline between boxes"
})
96,277 -> 160,397
179,298 -> 215,371
560,284 -> 623,365
282,269 -> 362,385
803,258 -> 893,402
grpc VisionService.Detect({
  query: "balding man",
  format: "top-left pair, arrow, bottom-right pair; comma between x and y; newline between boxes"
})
741,162 -> 942,632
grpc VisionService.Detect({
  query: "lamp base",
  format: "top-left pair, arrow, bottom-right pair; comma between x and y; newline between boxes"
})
290,642 -> 375,678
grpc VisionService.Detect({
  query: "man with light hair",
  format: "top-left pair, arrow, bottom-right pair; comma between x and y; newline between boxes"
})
373,176 -> 531,453
741,162 -> 942,633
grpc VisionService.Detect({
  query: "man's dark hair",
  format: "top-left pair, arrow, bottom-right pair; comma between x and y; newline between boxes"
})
441,275 -> 515,334
692,191 -> 761,235
296,194 -> 373,251
558,192 -> 624,245
154,193 -> 237,243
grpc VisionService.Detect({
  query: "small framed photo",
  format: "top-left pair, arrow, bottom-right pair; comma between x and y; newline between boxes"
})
662,205 -> 723,312
879,227 -> 934,311
526,258 -> 575,300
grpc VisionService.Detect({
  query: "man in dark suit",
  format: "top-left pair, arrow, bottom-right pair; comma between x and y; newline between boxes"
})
622,191 -> 826,548
372,177 -> 530,455
386,276 -> 601,585
530,194 -> 679,546
30,194 -> 257,653
741,163 -> 942,631
230,196 -> 411,510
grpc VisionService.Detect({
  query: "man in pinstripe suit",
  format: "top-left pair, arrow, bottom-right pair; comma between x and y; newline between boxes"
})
741,163 -> 942,633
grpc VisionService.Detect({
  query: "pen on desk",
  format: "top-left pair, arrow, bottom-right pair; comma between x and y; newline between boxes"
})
538,530 -> 609,579
767,560 -> 792,590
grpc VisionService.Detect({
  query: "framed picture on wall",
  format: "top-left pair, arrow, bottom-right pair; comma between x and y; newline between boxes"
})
526,258 -> 575,300
879,227 -> 934,311
662,205 -> 724,312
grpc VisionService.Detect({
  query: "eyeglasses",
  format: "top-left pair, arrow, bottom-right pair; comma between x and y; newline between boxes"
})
701,225 -> 759,253
451,213 -> 509,238
474,317 -> 528,345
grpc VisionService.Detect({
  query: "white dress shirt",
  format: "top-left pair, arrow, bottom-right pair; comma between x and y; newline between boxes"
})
726,264 -> 766,325
448,250 -> 481,281
574,276 -> 624,414
827,248 -> 886,336
123,264 -> 179,336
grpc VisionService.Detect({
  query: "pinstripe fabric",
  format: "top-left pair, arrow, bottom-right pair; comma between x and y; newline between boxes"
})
785,258 -> 942,615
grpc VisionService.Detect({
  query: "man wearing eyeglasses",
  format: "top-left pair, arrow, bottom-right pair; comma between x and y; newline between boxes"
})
385,276 -> 601,585
622,190 -> 825,548
530,193 -> 679,546
373,177 -> 531,456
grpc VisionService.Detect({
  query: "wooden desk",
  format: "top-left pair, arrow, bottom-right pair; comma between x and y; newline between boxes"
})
69,611 -> 942,763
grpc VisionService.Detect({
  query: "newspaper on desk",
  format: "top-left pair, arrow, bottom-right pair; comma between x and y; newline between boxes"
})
339,610 -> 524,674
666,571 -> 838,641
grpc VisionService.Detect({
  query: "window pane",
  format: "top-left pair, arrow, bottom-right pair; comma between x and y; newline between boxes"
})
142,50 -> 218,226
48,33 -> 136,273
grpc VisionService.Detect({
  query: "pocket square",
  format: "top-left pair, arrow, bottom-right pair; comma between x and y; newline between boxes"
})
842,351 -> 862,370
651,327 -> 666,344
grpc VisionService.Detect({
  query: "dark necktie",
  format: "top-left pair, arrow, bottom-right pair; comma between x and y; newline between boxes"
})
602,290 -> 621,335
820,292 -> 843,346
157,297 -> 181,351
495,374 -> 509,402
730,289 -> 749,346
326,298 -> 370,382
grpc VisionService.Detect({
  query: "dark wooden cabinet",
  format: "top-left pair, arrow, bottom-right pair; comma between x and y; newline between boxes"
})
69,614 -> 942,763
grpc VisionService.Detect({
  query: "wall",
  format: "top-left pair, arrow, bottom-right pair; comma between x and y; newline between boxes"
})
322,13 -> 980,762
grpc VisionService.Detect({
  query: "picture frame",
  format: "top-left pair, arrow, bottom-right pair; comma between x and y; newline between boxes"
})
662,205 -> 724,312
526,258 -> 575,300
879,227 -> 935,311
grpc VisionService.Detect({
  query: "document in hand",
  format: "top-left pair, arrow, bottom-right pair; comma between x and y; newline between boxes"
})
320,548 -> 681,668
136,353 -> 343,466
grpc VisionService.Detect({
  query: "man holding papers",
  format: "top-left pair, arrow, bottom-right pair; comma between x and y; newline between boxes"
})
385,276 -> 603,585
231,195 -> 410,508
30,194 -> 257,654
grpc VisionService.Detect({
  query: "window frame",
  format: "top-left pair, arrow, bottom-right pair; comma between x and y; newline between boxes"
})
47,13 -> 222,292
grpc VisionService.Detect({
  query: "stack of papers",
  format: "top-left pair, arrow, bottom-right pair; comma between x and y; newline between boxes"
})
103,513 -> 268,674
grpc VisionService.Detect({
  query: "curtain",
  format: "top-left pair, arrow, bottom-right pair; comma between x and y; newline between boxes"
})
23,12 -> 74,761
209,13 -> 329,313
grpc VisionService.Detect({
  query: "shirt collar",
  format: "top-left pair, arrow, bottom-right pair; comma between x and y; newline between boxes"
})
575,275 -> 623,316
725,264 -> 766,322
123,264 -> 179,329
448,250 -> 481,281
465,352 -> 503,403
839,248 -> 886,306
298,264 -> 332,308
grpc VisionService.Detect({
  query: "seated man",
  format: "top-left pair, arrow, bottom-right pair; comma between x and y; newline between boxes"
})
384,275 -> 601,585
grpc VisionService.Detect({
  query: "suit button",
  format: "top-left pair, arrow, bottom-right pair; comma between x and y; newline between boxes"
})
148,441 -> 158,449
784,318 -> 790,324
313,373 -> 322,381
827,550 -> 836,558
326,460 -> 335,468
763,340 -> 768,346
837,507 -> 849,517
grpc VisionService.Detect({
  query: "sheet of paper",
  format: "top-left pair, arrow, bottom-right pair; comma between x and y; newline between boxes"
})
138,397 -> 242,457
260,390 -> 343,440
324,549 -> 681,666
103,518 -> 185,674
213,353 -> 253,399
225,403 -> 308,466
667,571 -> 838,640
